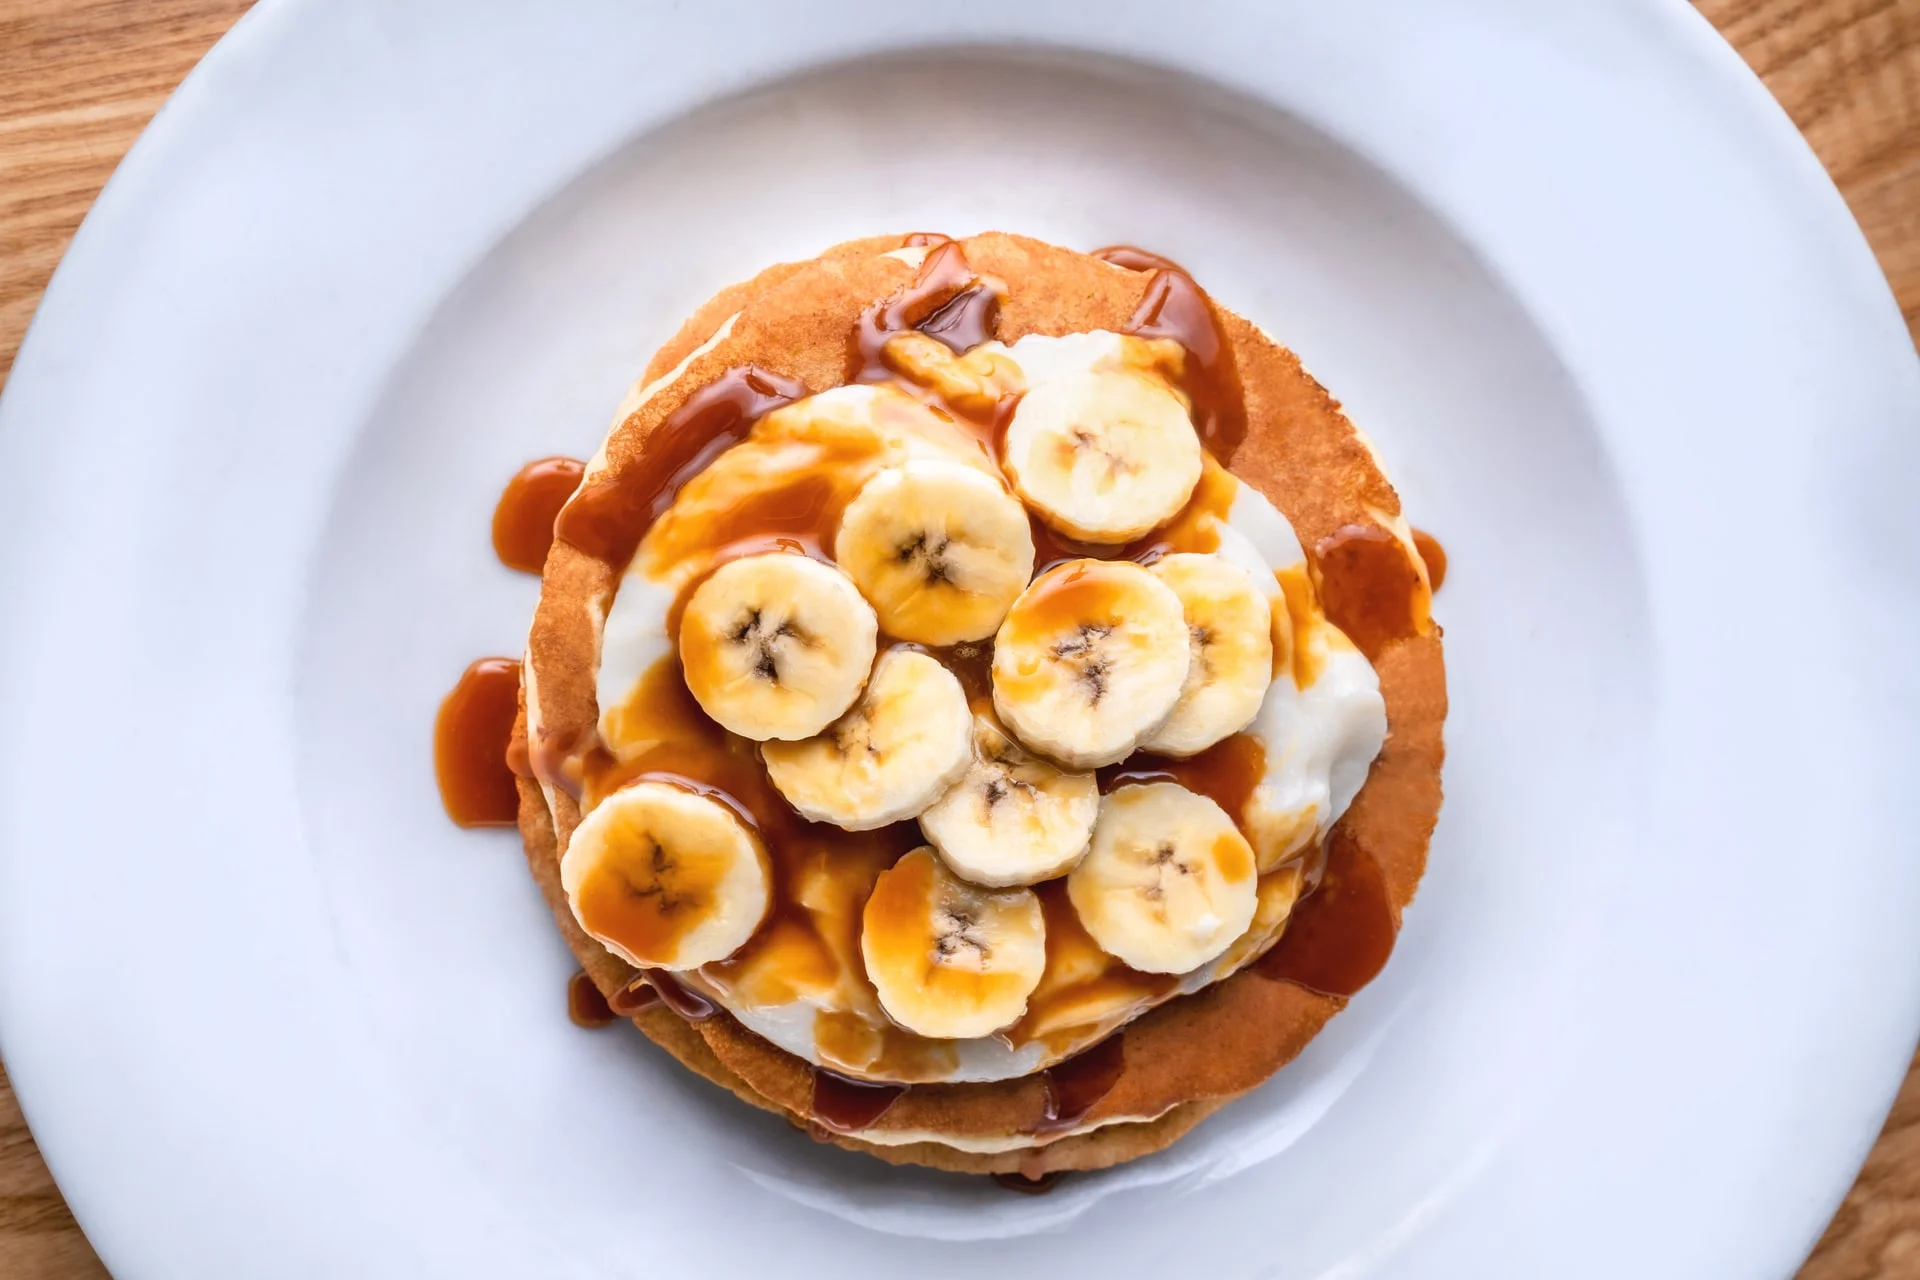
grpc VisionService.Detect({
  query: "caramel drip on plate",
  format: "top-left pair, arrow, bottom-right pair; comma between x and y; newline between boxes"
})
1412,527 -> 1448,592
554,366 -> 808,571
492,456 -> 585,573
567,970 -> 617,1028
434,657 -> 522,827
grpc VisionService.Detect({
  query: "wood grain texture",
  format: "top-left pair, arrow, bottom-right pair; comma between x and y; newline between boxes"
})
0,0 -> 1914,1275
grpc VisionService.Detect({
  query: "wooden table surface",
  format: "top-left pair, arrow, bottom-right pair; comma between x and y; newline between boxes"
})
2,0 -> 1917,1274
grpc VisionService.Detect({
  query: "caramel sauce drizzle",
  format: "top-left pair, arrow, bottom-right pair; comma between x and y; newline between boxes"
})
1097,245 -> 1249,465
605,973 -> 662,1016
567,970 -> 617,1028
1253,828 -> 1396,998
590,659 -> 927,1063
1311,523 -> 1429,661
492,456 -> 586,573
808,1069 -> 908,1135
1412,527 -> 1448,592
605,969 -> 710,1020
1098,733 -> 1267,825
993,1170 -> 1068,1194
849,238 -> 1000,384
433,658 -> 522,828
1036,1033 -> 1127,1134
554,366 -> 809,572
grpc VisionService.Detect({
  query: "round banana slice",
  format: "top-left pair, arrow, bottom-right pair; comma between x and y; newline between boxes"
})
834,459 -> 1036,646
991,559 -> 1191,769
560,781 -> 772,971
678,552 -> 879,742
919,713 -> 1098,887
762,649 -> 972,831
1067,782 -> 1258,974
1138,553 -> 1275,757
1001,366 -> 1202,543
860,847 -> 1047,1039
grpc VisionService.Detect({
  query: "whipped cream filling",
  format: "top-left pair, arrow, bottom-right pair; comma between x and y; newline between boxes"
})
1219,487 -> 1388,862
563,331 -> 1390,1087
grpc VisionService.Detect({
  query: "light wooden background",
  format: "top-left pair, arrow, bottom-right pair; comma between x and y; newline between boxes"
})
1,0 -> 1916,1275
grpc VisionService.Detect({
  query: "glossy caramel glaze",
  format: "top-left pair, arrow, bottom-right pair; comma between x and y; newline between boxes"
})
1312,523 -> 1430,661
993,1170 -> 1068,1194
593,658 -> 940,1073
1098,245 -> 1248,465
1004,882 -> 1177,1053
1099,733 -> 1268,828
555,366 -> 808,571
1253,828 -> 1396,997
1412,527 -> 1448,592
850,239 -> 999,383
492,456 -> 585,573
606,973 -> 663,1016
809,1069 -> 908,1135
567,970 -> 616,1028
434,657 -> 522,827
1037,1033 -> 1127,1134
613,969 -> 713,1020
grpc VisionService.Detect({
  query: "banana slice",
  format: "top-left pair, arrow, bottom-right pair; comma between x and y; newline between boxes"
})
762,649 -> 972,830
1067,782 -> 1258,974
1138,553 -> 1275,756
834,459 -> 1036,646
677,552 -> 879,741
992,559 -> 1190,769
560,781 -> 772,971
860,846 -> 1047,1039
919,713 -> 1099,887
1001,366 -> 1202,543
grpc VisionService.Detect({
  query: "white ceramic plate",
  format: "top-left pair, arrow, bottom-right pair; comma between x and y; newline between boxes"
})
3,1 -> 1918,1275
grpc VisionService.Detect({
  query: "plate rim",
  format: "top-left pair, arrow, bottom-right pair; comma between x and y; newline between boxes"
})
2,0 -> 1917,1275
